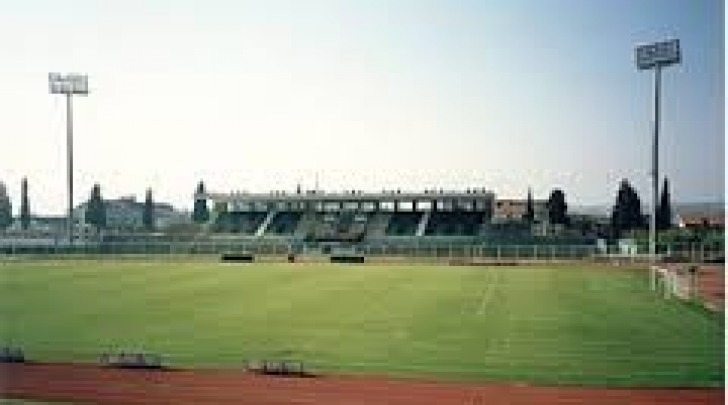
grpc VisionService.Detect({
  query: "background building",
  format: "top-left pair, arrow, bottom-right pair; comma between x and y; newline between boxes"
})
492,199 -> 548,223
74,196 -> 189,231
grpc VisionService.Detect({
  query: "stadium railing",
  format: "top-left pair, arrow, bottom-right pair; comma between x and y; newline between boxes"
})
0,237 -> 723,264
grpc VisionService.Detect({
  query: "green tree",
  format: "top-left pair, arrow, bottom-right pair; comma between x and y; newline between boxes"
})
143,188 -> 154,231
192,181 -> 210,224
523,188 -> 535,224
656,177 -> 672,231
610,179 -> 645,238
0,182 -> 12,230
546,188 -> 568,226
85,184 -> 106,231
20,177 -> 30,230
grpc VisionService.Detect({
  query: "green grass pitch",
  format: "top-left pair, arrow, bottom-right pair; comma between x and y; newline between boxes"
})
0,260 -> 722,386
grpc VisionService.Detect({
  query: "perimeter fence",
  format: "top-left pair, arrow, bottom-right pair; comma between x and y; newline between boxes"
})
0,237 -> 723,264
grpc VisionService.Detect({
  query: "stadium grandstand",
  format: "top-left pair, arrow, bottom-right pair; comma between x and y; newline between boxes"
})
205,188 -> 496,241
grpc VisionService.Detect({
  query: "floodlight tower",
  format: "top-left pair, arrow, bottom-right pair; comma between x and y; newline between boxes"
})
634,39 -> 680,289
49,73 -> 89,245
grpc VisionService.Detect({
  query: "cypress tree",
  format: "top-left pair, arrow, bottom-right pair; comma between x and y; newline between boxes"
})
611,179 -> 645,238
0,182 -> 12,230
523,188 -> 535,224
86,184 -> 106,231
192,181 -> 210,224
143,188 -> 154,231
547,188 -> 568,226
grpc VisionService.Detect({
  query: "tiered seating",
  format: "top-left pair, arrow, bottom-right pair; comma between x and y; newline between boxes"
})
266,212 -> 303,235
214,212 -> 268,234
385,212 -> 422,236
425,211 -> 485,236
308,212 -> 369,242
365,212 -> 391,239
309,214 -> 336,241
348,213 -> 369,238
211,209 -> 487,238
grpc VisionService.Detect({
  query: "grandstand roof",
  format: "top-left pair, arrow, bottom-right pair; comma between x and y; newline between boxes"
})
204,189 -> 495,203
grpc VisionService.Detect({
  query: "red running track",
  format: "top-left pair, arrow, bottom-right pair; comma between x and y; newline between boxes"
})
1,362 -> 723,405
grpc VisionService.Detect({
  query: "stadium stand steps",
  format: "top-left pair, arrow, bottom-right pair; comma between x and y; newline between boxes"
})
255,211 -> 278,236
416,211 -> 431,237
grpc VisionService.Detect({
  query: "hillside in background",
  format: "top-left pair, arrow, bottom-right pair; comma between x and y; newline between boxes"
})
571,202 -> 725,219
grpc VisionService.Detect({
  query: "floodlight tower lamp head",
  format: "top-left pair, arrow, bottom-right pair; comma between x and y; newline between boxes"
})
634,39 -> 681,71
48,72 -> 89,95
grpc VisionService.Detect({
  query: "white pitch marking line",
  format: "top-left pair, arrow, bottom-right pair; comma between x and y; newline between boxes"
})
476,270 -> 499,316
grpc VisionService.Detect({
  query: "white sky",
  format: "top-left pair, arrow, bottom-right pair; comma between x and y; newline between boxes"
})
1,0 -> 724,215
